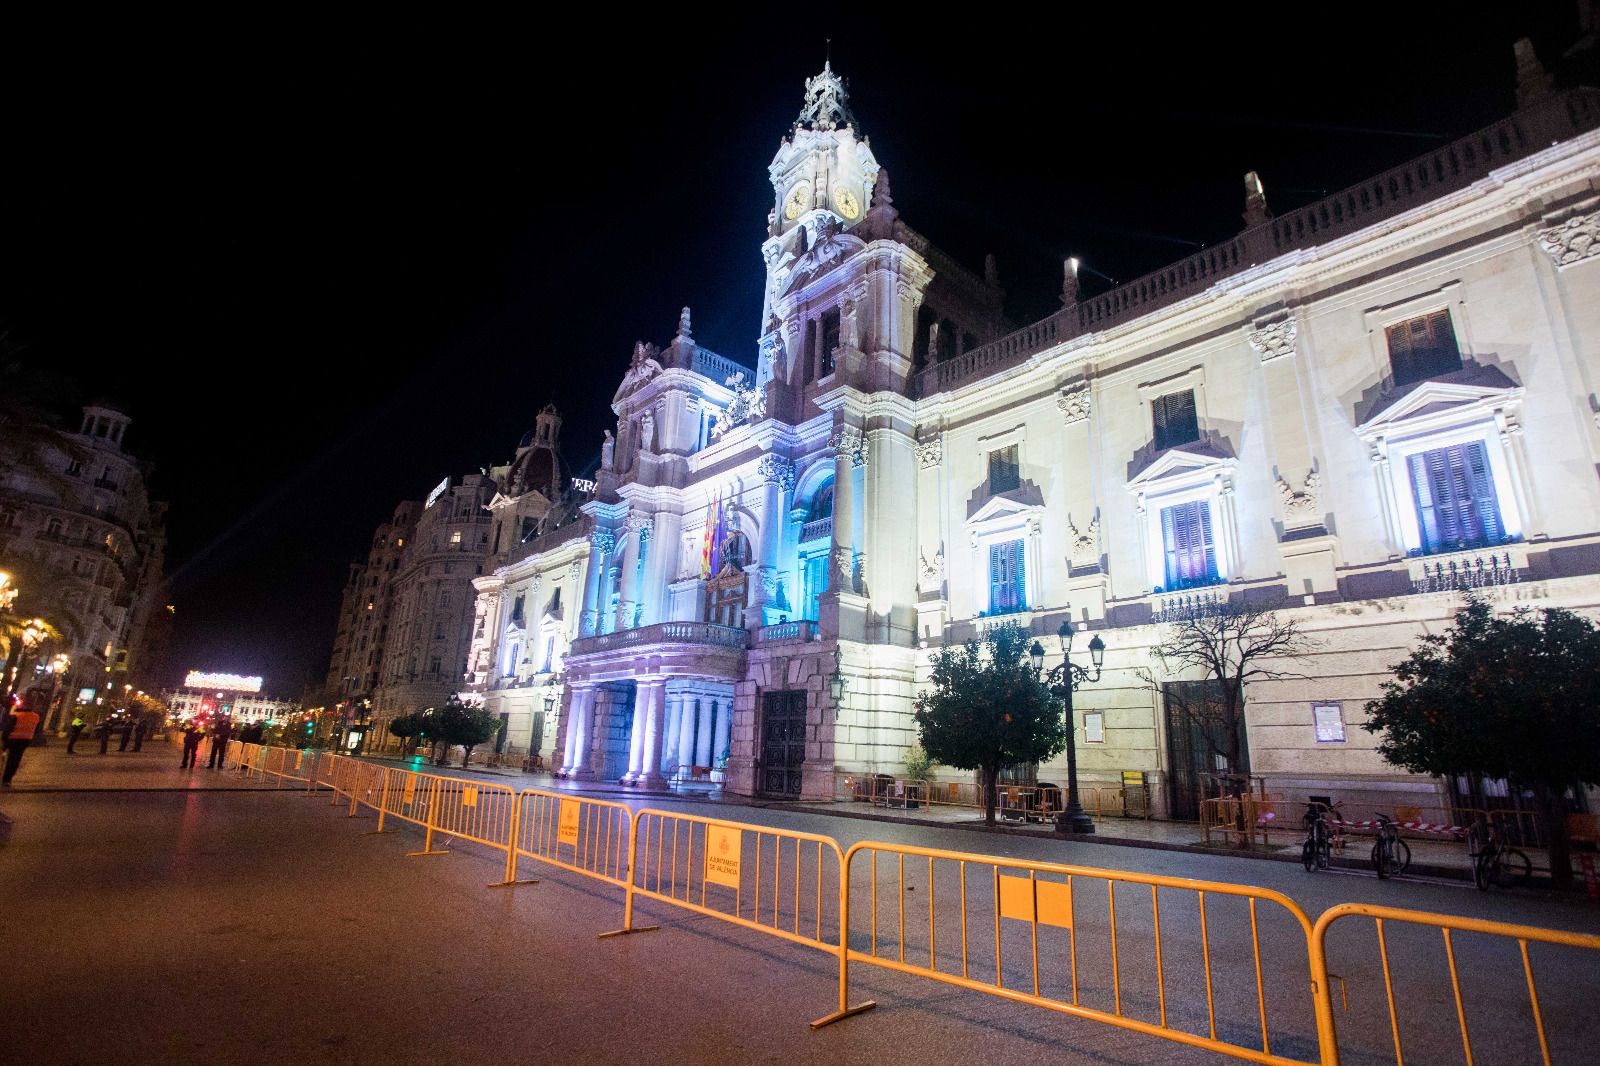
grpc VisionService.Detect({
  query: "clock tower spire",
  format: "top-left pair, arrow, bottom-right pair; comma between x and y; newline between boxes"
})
766,62 -> 880,245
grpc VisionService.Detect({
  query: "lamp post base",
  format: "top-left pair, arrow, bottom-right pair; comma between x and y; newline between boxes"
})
1056,809 -> 1097,835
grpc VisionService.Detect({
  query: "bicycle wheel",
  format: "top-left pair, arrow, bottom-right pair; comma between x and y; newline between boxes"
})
1474,852 -> 1493,891
1373,839 -> 1404,879
1393,839 -> 1411,875
1303,837 -> 1318,872
1492,848 -> 1532,888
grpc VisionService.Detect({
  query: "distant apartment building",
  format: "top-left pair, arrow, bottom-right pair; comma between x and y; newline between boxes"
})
0,404 -> 169,728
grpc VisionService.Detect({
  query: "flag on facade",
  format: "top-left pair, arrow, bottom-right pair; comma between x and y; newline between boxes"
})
701,494 -> 716,578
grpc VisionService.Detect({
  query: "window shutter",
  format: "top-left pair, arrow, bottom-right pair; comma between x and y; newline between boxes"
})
1463,441 -> 1503,542
1012,539 -> 1027,609
1198,501 -> 1216,580
1161,504 -> 1179,588
1408,452 -> 1441,551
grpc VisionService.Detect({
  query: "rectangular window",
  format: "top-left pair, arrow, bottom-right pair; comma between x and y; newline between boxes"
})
1152,390 -> 1199,451
1159,500 -> 1218,590
1386,310 -> 1461,387
820,308 -> 841,377
511,595 -> 525,624
987,538 -> 1027,614
450,530 -> 462,544
803,319 -> 819,384
988,444 -> 1020,494
802,552 -> 830,621
1406,440 -> 1504,554
542,637 -> 556,672
549,587 -> 561,611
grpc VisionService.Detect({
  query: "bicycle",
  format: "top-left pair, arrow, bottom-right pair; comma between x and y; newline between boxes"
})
1469,818 -> 1532,891
1301,802 -> 1336,872
1371,813 -> 1412,879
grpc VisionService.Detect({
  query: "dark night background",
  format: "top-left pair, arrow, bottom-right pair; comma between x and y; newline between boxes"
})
1,10 -> 1591,695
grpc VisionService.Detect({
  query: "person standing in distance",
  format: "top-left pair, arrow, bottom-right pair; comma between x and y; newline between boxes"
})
66,712 -> 86,754
2,690 -> 44,786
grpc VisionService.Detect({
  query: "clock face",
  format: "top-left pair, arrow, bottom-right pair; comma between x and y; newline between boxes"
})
784,182 -> 811,221
834,186 -> 860,220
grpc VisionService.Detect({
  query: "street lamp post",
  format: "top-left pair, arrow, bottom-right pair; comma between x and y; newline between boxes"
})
1030,621 -> 1106,835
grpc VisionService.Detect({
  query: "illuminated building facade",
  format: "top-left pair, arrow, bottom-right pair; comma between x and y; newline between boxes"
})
0,404 -> 168,728
462,53 -> 1600,815
324,500 -> 421,707
370,476 -> 494,721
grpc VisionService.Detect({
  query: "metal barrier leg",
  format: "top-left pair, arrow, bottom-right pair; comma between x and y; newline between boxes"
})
487,793 -> 539,888
407,778 -> 451,857
599,812 -> 658,938
363,771 -> 394,835
810,846 -> 876,1029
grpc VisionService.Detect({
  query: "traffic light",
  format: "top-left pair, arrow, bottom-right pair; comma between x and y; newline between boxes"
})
305,720 -> 314,735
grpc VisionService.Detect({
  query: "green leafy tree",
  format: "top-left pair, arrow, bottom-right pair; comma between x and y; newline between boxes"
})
1364,596 -> 1600,885
432,700 -> 500,768
388,712 -> 421,756
913,623 -> 1066,825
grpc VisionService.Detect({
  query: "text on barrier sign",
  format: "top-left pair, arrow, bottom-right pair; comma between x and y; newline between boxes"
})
705,823 -> 743,888
463,786 -> 478,808
558,799 -> 580,846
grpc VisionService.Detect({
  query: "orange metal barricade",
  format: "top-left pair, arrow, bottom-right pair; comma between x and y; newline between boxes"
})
829,839 -> 1323,1065
1308,903 -> 1600,1066
609,808 -> 856,1021
510,790 -> 632,891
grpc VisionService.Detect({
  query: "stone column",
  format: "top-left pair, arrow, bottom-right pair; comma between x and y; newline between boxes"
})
695,697 -> 716,767
660,691 -> 681,775
562,685 -> 593,776
750,456 -> 794,626
827,424 -> 861,591
581,532 -> 613,636
622,684 -> 648,781
637,679 -> 668,789
677,694 -> 699,772
712,696 -> 733,769
616,515 -> 650,631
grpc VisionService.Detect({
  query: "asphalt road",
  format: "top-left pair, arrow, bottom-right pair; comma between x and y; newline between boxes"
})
1,778 -> 1596,1065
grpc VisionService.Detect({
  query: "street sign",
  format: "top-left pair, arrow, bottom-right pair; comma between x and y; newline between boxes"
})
558,799 -> 580,846
705,823 -> 742,888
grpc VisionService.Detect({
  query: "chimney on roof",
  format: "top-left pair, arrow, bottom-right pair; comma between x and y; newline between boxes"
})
1242,171 -> 1272,227
1514,38 -> 1554,108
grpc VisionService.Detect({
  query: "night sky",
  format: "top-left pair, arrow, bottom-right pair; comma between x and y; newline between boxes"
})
1,11 -> 1590,696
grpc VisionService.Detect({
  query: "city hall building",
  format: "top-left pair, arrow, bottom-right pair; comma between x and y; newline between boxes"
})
461,55 -> 1600,818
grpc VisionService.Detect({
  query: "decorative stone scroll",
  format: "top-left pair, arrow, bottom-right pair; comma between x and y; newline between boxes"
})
1278,469 -> 1323,528
1067,514 -> 1100,569
1248,319 -> 1297,364
1056,382 -> 1091,424
1539,211 -> 1600,268
916,435 -> 943,469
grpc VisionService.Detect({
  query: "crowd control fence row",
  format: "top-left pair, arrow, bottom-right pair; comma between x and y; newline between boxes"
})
270,747 -> 1598,1065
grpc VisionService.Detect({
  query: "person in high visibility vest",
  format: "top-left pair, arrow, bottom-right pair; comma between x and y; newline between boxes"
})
67,713 -> 86,754
2,690 -> 44,786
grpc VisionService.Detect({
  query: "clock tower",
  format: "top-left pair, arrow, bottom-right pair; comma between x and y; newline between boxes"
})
765,63 -> 880,245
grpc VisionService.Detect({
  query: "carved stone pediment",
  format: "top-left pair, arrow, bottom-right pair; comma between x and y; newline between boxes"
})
966,492 -> 1044,530
1357,373 -> 1523,441
1126,444 -> 1237,495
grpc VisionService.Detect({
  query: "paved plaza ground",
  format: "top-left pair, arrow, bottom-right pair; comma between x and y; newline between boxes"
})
3,745 -> 1597,1065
